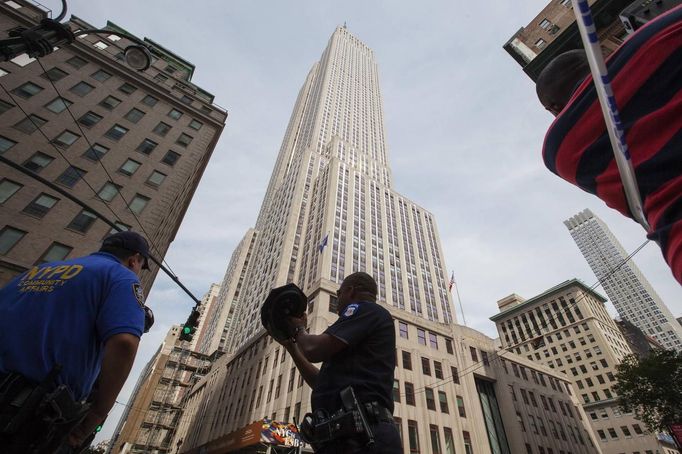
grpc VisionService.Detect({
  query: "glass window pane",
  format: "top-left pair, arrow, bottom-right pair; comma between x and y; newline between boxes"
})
118,83 -> 136,94
23,152 -> 53,172
23,193 -> 58,218
91,69 -> 111,81
83,143 -> 109,161
142,95 -> 158,106
189,119 -> 203,130
0,99 -> 14,114
124,108 -> 146,123
66,56 -> 87,69
105,124 -> 129,141
168,108 -> 183,120
176,133 -> 193,147
67,210 -> 98,233
98,182 -> 120,202
147,170 -> 166,186
119,159 -> 141,176
99,95 -> 121,110
13,114 -> 47,134
12,82 -> 43,98
69,81 -> 95,96
0,227 -> 26,254
162,150 -> 180,166
153,121 -> 171,136
41,67 -> 68,81
129,194 -> 150,214
53,130 -> 80,147
0,136 -> 17,153
0,179 -> 22,203
40,243 -> 72,263
45,97 -> 72,113
56,166 -> 85,188
78,111 -> 103,127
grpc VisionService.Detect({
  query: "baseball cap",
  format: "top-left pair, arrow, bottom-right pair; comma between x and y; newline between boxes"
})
102,231 -> 151,269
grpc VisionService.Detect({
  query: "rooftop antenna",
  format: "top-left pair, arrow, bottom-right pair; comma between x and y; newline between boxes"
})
343,21 -> 347,29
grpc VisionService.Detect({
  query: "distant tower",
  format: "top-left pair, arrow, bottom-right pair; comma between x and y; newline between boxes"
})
565,209 -> 682,351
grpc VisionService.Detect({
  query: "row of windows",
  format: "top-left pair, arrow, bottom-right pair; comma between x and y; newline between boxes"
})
399,351 -> 459,383
595,423 -> 645,442
398,320 -> 454,353
10,69 -> 204,130
394,418 -> 472,454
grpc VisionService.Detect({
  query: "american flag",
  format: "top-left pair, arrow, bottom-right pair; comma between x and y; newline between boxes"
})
448,272 -> 455,292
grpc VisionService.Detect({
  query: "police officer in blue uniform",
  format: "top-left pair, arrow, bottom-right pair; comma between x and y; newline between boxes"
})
0,231 -> 152,453
280,272 -> 401,453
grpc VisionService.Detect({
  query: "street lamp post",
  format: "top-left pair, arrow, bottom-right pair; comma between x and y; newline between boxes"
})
0,0 -> 152,70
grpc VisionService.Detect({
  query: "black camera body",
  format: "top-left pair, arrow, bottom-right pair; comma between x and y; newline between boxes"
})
260,283 -> 307,342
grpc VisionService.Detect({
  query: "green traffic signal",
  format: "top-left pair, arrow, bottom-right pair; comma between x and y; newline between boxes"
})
183,326 -> 191,334
95,424 -> 103,433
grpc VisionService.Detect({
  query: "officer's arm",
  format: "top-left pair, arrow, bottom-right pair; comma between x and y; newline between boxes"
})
68,333 -> 140,445
294,331 -> 347,363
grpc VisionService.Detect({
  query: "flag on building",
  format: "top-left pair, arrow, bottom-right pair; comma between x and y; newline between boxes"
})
318,233 -> 328,254
448,271 -> 455,292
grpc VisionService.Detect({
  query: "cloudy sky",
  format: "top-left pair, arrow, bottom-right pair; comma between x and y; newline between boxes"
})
56,0 -> 681,443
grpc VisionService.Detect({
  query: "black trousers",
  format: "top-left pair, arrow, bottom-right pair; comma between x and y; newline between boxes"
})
314,421 -> 402,454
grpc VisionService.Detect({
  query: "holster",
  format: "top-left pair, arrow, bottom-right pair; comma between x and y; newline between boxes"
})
0,369 -> 90,454
299,386 -> 375,448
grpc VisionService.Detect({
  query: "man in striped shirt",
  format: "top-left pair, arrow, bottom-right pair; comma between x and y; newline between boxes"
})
536,5 -> 681,285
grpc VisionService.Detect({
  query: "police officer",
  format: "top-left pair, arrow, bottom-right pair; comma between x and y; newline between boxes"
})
279,272 -> 401,453
0,231 -> 152,453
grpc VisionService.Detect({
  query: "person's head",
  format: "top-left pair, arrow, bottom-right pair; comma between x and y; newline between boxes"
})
336,272 -> 378,313
536,49 -> 590,116
100,231 -> 150,276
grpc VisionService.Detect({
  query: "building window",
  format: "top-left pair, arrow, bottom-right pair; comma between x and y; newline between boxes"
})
539,19 -> 551,29
69,81 -> 95,96
105,124 -> 129,141
395,417 -> 404,447
407,420 -> 419,453
153,121 -> 171,136
12,81 -> 43,98
399,321 -> 408,338
98,182 -> 120,202
189,119 -> 203,130
23,152 -> 53,173
470,346 -> 478,362
463,431 -> 473,454
434,361 -> 443,379
176,132 -> 193,147
67,210 -> 97,233
99,95 -> 121,110
180,95 -> 192,105
161,150 -> 181,166
456,395 -> 466,417
118,83 -> 137,94
45,97 -> 72,113
443,428 -> 455,454
136,138 -> 158,155
90,69 -> 112,82
52,130 -> 80,148
147,170 -> 166,188
0,179 -> 22,203
56,166 -> 85,188
41,67 -> 68,81
0,226 -> 26,254
14,114 -> 47,134
66,55 -> 88,69
0,99 -> 14,114
402,351 -> 412,370
0,136 -> 17,153
429,332 -> 438,349
481,351 -> 489,365
142,95 -> 158,106
451,366 -> 459,384
22,193 -> 58,218
422,357 -> 431,376
393,379 -> 400,403
129,194 -> 150,214
124,108 -> 146,123
168,108 -> 183,120
38,242 -> 72,263
417,328 -> 426,345
430,424 -> 442,454
401,381 -> 417,408
438,391 -> 449,413
119,159 -> 141,176
445,338 -> 454,354
535,38 -> 547,49
83,143 -> 109,161
78,111 -> 103,128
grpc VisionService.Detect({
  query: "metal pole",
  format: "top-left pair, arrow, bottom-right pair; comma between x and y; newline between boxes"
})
570,0 -> 650,231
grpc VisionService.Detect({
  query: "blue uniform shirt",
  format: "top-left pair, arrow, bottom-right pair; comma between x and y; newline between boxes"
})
0,252 -> 145,400
311,300 -> 396,414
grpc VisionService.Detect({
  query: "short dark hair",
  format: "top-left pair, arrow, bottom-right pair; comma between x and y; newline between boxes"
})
536,49 -> 590,115
99,244 -> 138,263
342,272 -> 378,300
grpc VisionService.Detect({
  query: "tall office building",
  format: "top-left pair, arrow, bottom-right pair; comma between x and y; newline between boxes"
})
0,1 -> 226,291
565,209 -> 682,352
491,279 -> 680,454
165,27 -> 600,454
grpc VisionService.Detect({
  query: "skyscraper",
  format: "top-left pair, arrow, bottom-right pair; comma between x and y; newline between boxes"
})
0,2 -> 226,291
565,209 -> 682,351
163,27 -> 600,454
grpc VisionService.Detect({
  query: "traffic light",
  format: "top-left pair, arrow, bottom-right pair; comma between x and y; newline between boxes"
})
179,308 -> 200,342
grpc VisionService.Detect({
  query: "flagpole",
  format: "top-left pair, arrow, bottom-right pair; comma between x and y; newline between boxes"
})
450,271 -> 467,326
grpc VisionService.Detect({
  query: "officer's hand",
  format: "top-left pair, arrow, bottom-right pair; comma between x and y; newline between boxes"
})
289,312 -> 307,329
